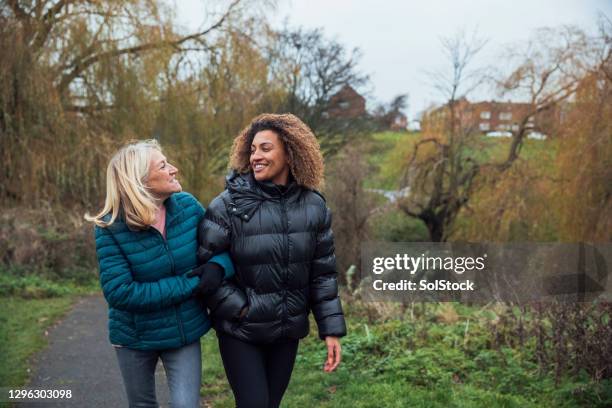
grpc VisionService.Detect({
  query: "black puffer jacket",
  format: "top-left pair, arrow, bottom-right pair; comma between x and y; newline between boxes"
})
197,171 -> 347,344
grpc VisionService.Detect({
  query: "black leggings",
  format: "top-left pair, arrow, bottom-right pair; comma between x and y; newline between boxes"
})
217,332 -> 299,408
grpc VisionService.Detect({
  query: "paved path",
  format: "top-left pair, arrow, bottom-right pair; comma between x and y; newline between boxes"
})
25,295 -> 171,407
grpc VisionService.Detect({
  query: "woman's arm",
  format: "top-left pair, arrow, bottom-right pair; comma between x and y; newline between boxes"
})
197,194 -> 247,320
208,252 -> 235,279
310,206 -> 347,340
96,226 -> 199,313
191,195 -> 235,280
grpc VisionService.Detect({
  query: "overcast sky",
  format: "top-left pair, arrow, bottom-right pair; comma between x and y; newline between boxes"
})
176,0 -> 611,119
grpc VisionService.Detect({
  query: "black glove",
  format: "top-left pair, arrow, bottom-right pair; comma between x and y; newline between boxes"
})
187,262 -> 224,298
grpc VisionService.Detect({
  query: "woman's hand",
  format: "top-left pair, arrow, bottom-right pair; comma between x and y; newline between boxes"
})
187,263 -> 224,298
323,336 -> 341,372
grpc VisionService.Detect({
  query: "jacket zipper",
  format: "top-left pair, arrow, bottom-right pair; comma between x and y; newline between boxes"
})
153,228 -> 187,346
280,194 -> 289,336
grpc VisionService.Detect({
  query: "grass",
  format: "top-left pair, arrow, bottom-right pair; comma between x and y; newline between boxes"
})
0,272 -> 97,299
0,296 -> 77,388
364,131 -> 556,191
1,277 -> 608,407
4,293 -> 607,407
200,332 -> 234,407
197,302 -> 611,407
462,135 -> 556,171
365,131 -> 421,190
0,268 -> 96,395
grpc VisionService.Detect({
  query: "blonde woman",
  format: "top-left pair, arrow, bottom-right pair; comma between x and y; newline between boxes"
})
86,140 -> 234,408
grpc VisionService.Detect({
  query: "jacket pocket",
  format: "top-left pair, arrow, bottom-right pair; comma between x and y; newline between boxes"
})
109,308 -> 139,342
240,288 -> 256,322
211,283 -> 248,321
239,289 -> 282,323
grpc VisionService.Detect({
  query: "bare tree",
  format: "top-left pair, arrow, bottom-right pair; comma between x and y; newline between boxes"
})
495,25 -> 606,169
326,144 -> 378,281
2,0 -> 244,113
397,25 -> 607,241
265,26 -> 371,154
398,30 -> 487,241
0,0 -> 260,205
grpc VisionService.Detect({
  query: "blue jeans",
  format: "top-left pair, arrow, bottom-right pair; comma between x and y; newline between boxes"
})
114,341 -> 201,408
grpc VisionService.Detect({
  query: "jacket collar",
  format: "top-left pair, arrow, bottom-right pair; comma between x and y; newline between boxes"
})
226,171 -> 300,197
224,171 -> 300,221
163,193 -> 184,228
103,193 -> 184,233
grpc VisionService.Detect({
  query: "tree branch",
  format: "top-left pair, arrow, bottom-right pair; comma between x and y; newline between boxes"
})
7,0 -> 29,21
31,0 -> 76,51
56,0 -> 241,93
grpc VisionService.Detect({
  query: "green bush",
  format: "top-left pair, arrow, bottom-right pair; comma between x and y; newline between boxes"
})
0,207 -> 97,281
0,267 -> 97,298
370,209 -> 429,242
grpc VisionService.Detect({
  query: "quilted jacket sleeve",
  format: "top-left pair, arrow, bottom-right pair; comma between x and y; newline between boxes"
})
191,197 -> 235,279
197,194 -> 247,320
310,206 -> 347,340
96,226 -> 199,313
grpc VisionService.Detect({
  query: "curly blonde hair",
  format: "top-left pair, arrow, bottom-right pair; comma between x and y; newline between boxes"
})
230,113 -> 325,190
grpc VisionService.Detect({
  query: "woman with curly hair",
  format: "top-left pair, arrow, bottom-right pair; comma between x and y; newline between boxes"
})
197,113 -> 347,407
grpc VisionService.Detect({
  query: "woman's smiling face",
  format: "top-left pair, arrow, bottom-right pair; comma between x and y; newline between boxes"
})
146,149 -> 182,200
250,130 -> 290,185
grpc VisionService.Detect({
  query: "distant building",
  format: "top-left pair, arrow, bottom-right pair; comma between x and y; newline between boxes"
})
325,84 -> 366,119
407,120 -> 421,132
390,111 -> 408,130
423,98 -> 560,136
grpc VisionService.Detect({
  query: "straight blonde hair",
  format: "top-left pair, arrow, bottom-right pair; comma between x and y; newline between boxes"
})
85,139 -> 161,229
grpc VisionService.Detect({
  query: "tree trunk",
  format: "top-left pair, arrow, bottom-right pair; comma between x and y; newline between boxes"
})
424,217 -> 445,242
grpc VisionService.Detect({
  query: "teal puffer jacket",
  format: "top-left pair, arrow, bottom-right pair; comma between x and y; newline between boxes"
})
94,192 -> 234,350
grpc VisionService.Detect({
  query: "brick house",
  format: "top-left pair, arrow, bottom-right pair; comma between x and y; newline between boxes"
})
423,98 -> 559,135
390,111 -> 408,130
325,84 -> 366,119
